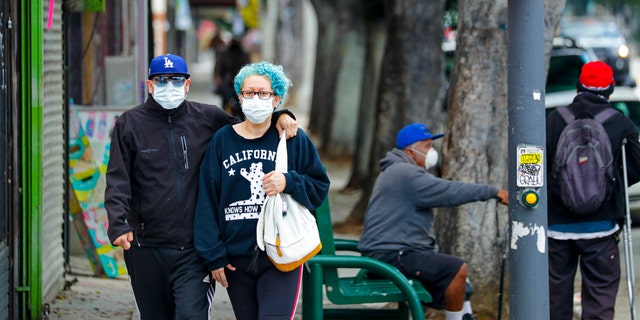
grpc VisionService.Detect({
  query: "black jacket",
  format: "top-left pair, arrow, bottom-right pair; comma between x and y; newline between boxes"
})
105,97 -> 293,248
546,91 -> 640,225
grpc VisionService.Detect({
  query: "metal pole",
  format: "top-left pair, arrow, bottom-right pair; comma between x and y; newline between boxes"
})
621,138 -> 637,320
507,0 -> 549,319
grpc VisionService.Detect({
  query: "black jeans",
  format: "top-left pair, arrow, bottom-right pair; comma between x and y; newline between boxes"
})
549,236 -> 620,320
225,250 -> 302,320
124,246 -> 214,320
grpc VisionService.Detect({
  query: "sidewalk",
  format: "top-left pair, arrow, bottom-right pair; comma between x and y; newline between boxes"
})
46,227 -> 640,320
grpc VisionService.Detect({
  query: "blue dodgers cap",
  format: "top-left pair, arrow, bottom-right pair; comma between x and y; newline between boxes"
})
148,54 -> 190,79
396,123 -> 444,149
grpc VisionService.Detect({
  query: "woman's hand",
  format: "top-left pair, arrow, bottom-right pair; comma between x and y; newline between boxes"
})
263,171 -> 286,196
212,264 -> 236,288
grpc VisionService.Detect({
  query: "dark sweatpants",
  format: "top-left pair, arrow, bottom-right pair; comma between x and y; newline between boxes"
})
549,236 -> 620,320
225,250 -> 302,320
124,246 -> 214,320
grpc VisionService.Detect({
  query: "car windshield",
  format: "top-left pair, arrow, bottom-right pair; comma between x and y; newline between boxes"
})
547,54 -> 585,93
561,20 -> 621,39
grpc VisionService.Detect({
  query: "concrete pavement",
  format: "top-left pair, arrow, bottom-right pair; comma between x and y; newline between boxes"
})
46,225 -> 640,320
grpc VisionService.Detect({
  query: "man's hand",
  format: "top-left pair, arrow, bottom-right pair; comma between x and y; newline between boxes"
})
113,232 -> 134,250
496,189 -> 509,205
212,264 -> 236,288
276,114 -> 298,139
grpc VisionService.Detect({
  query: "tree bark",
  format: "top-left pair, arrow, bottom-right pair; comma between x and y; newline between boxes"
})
435,0 -> 509,315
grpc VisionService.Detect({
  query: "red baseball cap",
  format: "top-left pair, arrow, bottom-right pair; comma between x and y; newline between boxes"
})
579,61 -> 615,90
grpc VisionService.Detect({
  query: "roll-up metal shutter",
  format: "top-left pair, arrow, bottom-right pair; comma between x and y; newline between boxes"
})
40,0 -> 65,304
0,0 -> 12,318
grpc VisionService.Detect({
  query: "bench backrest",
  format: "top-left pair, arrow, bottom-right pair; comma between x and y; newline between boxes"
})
313,195 -> 339,281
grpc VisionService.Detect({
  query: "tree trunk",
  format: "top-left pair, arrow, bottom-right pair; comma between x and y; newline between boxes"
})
436,0 -> 565,317
543,0 -> 567,67
307,0 -> 340,146
274,0 -> 306,108
346,0 -> 446,224
435,0 -> 509,316
324,0 -> 367,157
343,1 -> 386,192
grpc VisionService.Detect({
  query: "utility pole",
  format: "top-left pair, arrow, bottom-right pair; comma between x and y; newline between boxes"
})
507,0 -> 550,319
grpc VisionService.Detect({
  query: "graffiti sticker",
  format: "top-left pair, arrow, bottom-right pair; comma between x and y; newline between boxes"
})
517,145 -> 543,188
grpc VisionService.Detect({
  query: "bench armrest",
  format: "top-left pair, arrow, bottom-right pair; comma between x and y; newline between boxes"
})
306,255 -> 424,319
333,239 -> 360,252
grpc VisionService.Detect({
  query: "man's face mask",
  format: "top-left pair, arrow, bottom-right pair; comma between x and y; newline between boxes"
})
153,76 -> 187,110
411,147 -> 439,170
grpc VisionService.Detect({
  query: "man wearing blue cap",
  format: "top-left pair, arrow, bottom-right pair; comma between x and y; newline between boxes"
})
105,54 -> 298,319
358,123 -> 508,320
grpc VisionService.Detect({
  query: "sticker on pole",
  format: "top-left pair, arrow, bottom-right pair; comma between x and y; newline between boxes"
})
517,145 -> 543,187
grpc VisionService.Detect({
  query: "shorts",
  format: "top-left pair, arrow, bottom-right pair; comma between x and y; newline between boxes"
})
369,249 -> 464,306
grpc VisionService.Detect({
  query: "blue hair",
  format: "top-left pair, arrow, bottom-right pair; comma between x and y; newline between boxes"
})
233,61 -> 291,105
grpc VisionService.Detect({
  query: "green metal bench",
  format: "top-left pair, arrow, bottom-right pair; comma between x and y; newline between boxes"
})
302,195 -> 433,319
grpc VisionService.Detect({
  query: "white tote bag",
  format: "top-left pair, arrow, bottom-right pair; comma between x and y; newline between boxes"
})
256,132 -> 322,272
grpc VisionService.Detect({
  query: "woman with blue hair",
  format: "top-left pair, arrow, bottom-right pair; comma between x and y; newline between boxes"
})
194,61 -> 330,319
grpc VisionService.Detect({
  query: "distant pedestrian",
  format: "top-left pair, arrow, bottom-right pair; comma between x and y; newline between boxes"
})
546,60 -> 640,320
214,37 -> 250,119
194,61 -> 330,320
105,54 -> 298,320
358,123 -> 508,320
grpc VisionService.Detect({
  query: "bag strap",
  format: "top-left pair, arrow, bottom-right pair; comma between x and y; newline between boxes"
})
557,105 -> 618,125
557,106 -> 575,124
275,131 -> 288,173
593,108 -> 618,124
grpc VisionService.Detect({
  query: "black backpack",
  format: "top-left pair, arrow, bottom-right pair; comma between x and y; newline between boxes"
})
552,106 -> 618,214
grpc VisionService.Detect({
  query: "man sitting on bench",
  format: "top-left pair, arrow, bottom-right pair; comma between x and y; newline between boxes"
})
358,123 -> 508,320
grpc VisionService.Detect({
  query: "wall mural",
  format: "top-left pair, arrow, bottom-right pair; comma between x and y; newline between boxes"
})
68,103 -> 126,278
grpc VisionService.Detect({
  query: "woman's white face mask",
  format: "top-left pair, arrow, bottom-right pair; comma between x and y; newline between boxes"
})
153,82 -> 186,110
242,96 -> 274,124
411,147 -> 439,170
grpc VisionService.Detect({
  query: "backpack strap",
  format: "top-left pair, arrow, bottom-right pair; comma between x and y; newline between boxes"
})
556,106 -> 575,124
556,106 -> 618,125
593,107 -> 618,124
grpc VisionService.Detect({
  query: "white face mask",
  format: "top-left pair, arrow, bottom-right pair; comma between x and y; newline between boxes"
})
153,82 -> 186,110
242,96 -> 274,124
411,147 -> 439,170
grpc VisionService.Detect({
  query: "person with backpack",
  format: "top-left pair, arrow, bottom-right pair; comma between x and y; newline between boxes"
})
546,60 -> 640,320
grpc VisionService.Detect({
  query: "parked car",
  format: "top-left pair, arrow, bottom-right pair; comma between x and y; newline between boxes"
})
559,17 -> 636,87
545,86 -> 640,224
547,37 -> 598,93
